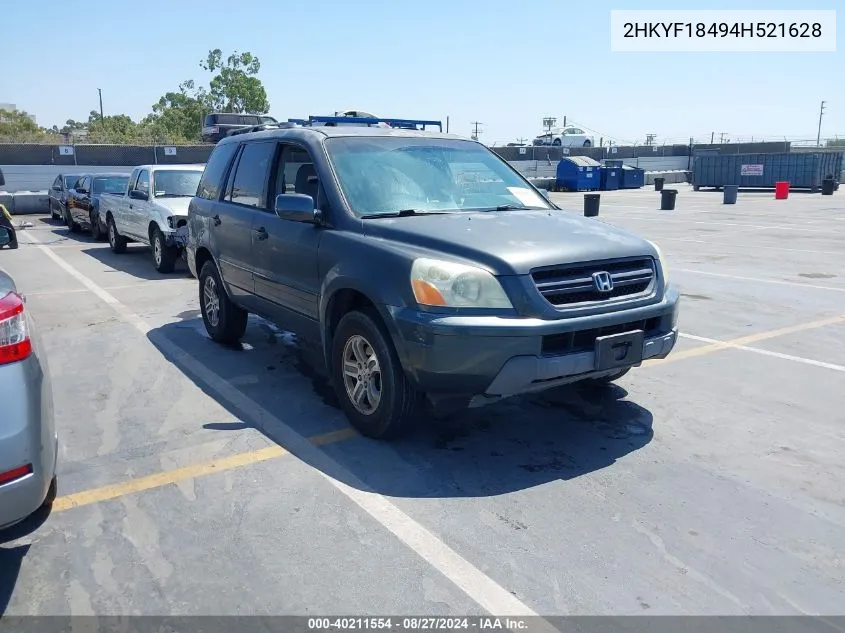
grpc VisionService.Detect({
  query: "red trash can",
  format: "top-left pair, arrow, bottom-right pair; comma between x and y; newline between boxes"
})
775,181 -> 790,199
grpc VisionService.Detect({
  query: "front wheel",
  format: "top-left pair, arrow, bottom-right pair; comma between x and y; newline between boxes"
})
151,227 -> 179,273
583,140 -> 592,147
107,217 -> 127,253
552,138 -> 562,146
199,260 -> 247,345
331,310 -> 422,439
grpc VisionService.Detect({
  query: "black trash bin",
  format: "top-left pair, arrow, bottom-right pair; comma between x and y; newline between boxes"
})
654,177 -> 665,191
584,193 -> 600,217
660,188 -> 678,211
822,177 -> 836,196
723,185 -> 738,204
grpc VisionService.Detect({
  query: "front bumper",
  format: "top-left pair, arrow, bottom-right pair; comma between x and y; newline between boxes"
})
388,286 -> 679,403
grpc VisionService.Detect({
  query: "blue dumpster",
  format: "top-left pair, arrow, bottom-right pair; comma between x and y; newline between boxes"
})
620,164 -> 645,189
600,165 -> 621,191
555,156 -> 601,191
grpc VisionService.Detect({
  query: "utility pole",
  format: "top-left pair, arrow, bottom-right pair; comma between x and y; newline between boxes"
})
817,100 -> 826,147
446,116 -> 449,133
719,132 -> 728,144
710,131 -> 714,144
646,133 -> 656,146
470,121 -> 482,141
98,88 -> 104,123
542,116 -> 556,144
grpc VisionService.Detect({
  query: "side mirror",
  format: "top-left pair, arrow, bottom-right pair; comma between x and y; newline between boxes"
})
129,189 -> 149,201
0,227 -> 10,246
274,193 -> 321,224
76,188 -> 88,195
0,169 -> 5,187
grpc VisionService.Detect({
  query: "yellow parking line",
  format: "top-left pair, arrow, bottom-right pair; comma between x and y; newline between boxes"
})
51,427 -> 359,513
650,314 -> 845,366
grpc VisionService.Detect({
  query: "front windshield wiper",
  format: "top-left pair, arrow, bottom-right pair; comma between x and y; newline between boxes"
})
360,209 -> 451,219
473,204 -> 533,212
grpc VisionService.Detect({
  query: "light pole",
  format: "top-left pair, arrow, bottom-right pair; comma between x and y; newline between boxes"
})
98,88 -> 104,122
817,100 -> 826,147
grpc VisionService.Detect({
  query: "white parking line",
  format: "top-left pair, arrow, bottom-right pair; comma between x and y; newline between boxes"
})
676,269 -> 845,292
19,230 -> 553,621
679,333 -> 845,373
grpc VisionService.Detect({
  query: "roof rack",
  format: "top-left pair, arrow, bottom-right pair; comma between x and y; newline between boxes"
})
286,116 -> 442,131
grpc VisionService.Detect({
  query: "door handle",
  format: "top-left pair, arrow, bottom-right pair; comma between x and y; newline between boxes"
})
254,227 -> 268,240
212,214 -> 221,226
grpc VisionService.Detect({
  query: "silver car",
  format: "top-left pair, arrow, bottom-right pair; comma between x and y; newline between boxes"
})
0,223 -> 58,531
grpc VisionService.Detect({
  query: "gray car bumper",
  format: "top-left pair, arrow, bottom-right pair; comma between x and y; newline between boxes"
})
0,352 -> 57,530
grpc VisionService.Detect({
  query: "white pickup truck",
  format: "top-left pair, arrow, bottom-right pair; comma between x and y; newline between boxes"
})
100,164 -> 205,273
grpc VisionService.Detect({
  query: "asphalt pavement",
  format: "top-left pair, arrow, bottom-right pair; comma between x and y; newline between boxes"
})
1,183 -> 843,617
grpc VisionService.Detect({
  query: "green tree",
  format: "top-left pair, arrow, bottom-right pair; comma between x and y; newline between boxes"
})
0,109 -> 47,142
140,80 -> 210,143
201,49 -> 270,114
87,110 -> 145,144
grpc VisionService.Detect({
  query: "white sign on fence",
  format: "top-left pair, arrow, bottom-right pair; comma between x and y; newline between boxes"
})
58,146 -> 74,155
518,147 -> 526,155
740,164 -> 764,176
610,146 -> 618,154
163,146 -> 177,156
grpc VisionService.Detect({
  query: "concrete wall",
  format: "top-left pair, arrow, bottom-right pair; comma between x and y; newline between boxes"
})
1,165 -> 134,193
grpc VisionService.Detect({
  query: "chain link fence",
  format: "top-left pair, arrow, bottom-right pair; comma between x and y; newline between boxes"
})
0,143 -> 214,166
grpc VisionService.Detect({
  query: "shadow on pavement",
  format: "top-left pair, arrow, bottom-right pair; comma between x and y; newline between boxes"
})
82,246 -> 191,280
148,314 -> 654,499
0,544 -> 30,614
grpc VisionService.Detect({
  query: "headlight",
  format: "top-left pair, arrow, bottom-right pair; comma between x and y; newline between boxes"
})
647,240 -> 670,285
410,258 -> 513,309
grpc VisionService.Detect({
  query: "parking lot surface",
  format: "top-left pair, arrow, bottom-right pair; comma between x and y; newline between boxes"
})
1,184 -> 843,616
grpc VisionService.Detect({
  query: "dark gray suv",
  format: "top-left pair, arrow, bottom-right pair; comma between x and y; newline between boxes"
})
186,125 -> 679,439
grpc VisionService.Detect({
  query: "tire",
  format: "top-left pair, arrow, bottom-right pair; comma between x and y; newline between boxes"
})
552,138 -> 562,146
583,140 -> 592,147
42,477 -> 57,508
199,260 -> 247,345
90,212 -> 103,241
107,216 -> 128,254
331,309 -> 422,439
151,226 -> 178,273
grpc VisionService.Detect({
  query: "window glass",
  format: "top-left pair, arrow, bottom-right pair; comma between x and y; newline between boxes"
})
152,170 -> 202,198
227,142 -> 275,208
92,176 -> 129,195
197,142 -> 238,200
136,170 -> 150,195
64,175 -> 78,189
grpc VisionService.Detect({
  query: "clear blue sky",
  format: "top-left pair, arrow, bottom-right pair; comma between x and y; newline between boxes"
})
4,0 -> 842,145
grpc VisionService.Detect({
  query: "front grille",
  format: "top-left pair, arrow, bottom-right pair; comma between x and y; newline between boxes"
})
541,317 -> 662,356
531,258 -> 656,307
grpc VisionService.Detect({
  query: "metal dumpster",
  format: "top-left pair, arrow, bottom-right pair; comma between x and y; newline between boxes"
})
600,165 -> 621,191
619,165 -> 645,189
555,156 -> 601,191
693,152 -> 844,192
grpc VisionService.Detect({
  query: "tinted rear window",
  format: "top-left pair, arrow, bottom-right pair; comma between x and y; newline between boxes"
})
92,176 -> 129,194
64,175 -> 78,188
208,114 -> 261,126
197,142 -> 239,200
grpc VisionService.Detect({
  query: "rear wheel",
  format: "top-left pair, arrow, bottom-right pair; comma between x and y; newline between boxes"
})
151,227 -> 178,273
331,309 -> 422,439
199,260 -> 247,345
107,216 -> 127,253
552,138 -> 562,146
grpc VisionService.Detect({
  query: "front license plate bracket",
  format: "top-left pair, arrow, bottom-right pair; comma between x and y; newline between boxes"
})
595,330 -> 645,371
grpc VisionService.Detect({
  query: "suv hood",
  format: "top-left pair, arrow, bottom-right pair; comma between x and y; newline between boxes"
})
362,210 -> 655,275
151,197 -> 191,216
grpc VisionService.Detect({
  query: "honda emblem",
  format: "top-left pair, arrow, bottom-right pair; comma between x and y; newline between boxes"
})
592,271 -> 614,292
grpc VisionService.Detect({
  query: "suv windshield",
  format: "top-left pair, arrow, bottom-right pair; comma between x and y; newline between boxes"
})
326,137 -> 551,217
152,170 -> 202,198
92,176 -> 129,195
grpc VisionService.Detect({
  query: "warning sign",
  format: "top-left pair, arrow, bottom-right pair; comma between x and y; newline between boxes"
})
740,164 -> 764,176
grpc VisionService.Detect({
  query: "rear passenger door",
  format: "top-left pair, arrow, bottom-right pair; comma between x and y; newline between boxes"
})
212,140 -> 276,300
250,143 -> 323,338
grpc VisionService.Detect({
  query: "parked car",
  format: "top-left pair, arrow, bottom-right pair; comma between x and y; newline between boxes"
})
533,127 -> 594,148
49,173 -> 82,221
0,256 -> 59,531
65,172 -> 131,238
186,122 -> 679,439
202,113 -> 277,143
101,164 -> 204,272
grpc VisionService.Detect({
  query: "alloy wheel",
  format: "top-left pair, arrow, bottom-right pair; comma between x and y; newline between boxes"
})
342,334 -> 382,415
